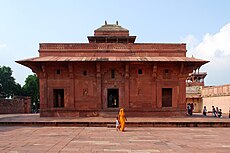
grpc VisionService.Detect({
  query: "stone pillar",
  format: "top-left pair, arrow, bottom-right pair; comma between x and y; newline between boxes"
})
68,62 -> 75,109
124,62 -> 130,109
40,81 -> 48,110
178,78 -> 186,109
156,80 -> 162,109
152,63 -> 157,108
39,65 -> 48,110
172,86 -> 178,108
178,63 -> 186,109
96,62 -> 102,109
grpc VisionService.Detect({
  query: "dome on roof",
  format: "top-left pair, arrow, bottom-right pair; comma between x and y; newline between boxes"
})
94,21 -> 129,36
95,22 -> 128,32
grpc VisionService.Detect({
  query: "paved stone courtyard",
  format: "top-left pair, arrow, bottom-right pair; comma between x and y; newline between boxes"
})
0,126 -> 229,153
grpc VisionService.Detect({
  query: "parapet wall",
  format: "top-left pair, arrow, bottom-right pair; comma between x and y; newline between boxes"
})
202,84 -> 230,97
202,85 -> 230,114
0,97 -> 31,114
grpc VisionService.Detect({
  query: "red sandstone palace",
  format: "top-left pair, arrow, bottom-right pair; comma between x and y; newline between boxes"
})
17,21 -> 208,117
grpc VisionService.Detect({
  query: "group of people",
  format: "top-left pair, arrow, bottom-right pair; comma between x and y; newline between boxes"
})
188,103 -> 223,118
203,106 -> 222,118
211,106 -> 222,118
115,108 -> 127,132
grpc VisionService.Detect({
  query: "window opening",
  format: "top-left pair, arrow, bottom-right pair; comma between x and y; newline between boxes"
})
111,69 -> 115,78
56,69 -> 61,74
83,70 -> 87,76
165,69 -> 169,74
138,69 -> 143,74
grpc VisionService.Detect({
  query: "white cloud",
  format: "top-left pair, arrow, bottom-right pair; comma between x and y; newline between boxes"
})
0,44 -> 7,49
182,34 -> 199,57
196,23 -> 230,59
184,22 -> 230,86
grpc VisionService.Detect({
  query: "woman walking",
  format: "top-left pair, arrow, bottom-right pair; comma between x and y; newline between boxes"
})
118,108 -> 127,132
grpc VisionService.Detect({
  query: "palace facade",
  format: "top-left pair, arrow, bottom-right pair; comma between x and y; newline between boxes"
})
17,22 -> 208,117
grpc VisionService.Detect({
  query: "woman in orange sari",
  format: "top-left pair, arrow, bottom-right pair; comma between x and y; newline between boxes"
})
118,108 -> 127,132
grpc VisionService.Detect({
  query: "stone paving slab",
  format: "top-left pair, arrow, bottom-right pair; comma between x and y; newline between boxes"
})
0,126 -> 230,153
0,113 -> 229,122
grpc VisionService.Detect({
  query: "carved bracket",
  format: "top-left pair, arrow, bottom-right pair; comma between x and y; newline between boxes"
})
96,62 -> 101,78
180,62 -> 184,75
152,63 -> 157,79
40,63 -> 47,78
68,63 -> 74,79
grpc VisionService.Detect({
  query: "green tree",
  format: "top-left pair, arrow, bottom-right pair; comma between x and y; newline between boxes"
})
14,83 -> 23,96
22,74 -> 39,111
0,66 -> 21,98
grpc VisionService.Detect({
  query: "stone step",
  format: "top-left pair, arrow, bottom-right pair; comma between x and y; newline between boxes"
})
99,112 -> 119,118
0,121 -> 230,127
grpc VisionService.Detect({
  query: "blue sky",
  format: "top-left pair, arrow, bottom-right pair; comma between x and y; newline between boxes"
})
0,0 -> 230,86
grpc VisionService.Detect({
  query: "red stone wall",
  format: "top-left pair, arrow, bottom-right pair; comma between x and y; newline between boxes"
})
38,61 -> 189,117
130,63 -> 153,109
36,40 -> 193,117
39,43 -> 186,57
0,97 -> 31,114
74,62 -> 98,110
101,62 -> 125,109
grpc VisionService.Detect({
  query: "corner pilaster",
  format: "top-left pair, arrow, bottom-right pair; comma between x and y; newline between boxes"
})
96,62 -> 102,109
124,62 -> 130,109
68,62 -> 75,109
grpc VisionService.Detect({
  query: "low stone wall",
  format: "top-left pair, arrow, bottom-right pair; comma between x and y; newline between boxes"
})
202,85 -> 230,114
202,84 -> 230,97
0,97 -> 31,114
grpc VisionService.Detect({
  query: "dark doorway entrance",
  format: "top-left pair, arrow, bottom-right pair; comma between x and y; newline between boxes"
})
107,89 -> 119,108
162,88 -> 172,107
53,89 -> 64,108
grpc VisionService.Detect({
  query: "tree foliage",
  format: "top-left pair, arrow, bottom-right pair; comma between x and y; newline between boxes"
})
22,74 -> 39,109
0,65 -> 40,111
0,66 -> 21,98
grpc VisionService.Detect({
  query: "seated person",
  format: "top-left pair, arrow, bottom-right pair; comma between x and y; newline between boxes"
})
203,106 -> 207,116
212,106 -> 216,117
218,109 -> 222,118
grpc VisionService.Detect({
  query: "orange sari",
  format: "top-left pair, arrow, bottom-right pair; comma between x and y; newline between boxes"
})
119,108 -> 126,132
